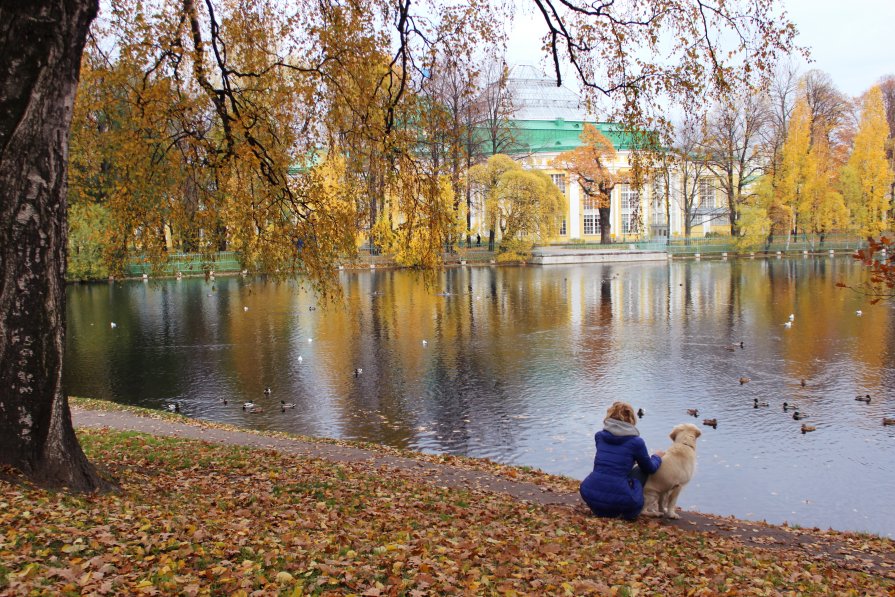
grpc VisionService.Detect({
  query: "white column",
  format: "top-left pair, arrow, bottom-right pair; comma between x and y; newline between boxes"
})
569,178 -> 581,238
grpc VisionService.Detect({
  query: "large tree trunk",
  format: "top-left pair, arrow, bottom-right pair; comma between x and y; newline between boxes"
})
0,0 -> 111,491
599,207 -> 611,245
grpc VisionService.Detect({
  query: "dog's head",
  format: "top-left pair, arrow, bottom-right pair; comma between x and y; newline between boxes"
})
670,423 -> 702,444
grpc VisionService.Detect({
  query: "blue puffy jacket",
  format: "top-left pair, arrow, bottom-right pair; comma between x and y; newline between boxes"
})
579,419 -> 661,520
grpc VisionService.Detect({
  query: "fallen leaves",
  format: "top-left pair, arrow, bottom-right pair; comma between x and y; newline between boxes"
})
0,427 -> 892,595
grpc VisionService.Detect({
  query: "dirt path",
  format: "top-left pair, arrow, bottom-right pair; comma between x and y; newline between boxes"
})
72,407 -> 894,578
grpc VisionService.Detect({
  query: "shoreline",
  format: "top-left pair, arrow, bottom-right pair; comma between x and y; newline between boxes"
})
70,399 -> 895,567
1,397 -> 891,594
66,247 -> 860,284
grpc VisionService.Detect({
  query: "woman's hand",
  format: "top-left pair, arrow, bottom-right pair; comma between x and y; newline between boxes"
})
654,450 -> 665,458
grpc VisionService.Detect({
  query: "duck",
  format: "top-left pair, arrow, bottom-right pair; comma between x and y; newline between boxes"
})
800,379 -> 807,387
784,321 -> 792,328
110,322 -> 117,329
855,394 -> 871,403
739,341 -> 745,349
309,306 -> 316,311
220,398 -> 228,405
800,424 -> 816,434
354,368 -> 363,377
242,401 -> 255,410
856,310 -> 863,317
783,402 -> 799,412
243,306 -> 249,312
789,314 -> 795,322
280,401 -> 296,412
247,407 -> 264,414
297,356 -> 303,363
792,411 -> 808,421
754,398 -> 769,408
739,376 -> 750,385
703,418 -> 718,429
263,387 -> 272,395
422,339 -> 428,346
687,408 -> 699,417
637,408 -> 645,419
883,418 -> 895,426
164,402 -> 180,413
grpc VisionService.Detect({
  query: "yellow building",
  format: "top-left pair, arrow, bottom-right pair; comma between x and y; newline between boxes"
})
479,66 -> 728,242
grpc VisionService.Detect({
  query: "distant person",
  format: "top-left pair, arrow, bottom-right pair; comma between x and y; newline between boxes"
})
476,234 -> 481,247
579,401 -> 663,520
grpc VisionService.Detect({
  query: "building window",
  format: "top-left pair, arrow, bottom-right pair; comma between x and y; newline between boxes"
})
559,218 -> 567,235
551,173 -> 566,195
698,178 -> 715,209
582,192 -> 600,235
583,195 -> 598,211
583,214 -> 601,235
620,184 -> 639,234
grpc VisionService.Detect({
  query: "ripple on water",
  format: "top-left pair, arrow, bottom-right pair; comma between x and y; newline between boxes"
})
65,260 -> 895,537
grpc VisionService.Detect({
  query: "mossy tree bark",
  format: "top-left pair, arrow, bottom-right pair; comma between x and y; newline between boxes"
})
0,0 -> 112,492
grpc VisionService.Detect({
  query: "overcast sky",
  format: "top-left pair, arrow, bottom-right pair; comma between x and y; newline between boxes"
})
505,0 -> 895,98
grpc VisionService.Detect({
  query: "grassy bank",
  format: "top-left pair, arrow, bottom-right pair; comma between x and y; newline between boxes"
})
1,419 -> 892,595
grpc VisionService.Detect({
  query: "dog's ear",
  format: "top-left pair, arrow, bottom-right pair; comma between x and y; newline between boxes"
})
670,426 -> 680,441
693,426 -> 702,439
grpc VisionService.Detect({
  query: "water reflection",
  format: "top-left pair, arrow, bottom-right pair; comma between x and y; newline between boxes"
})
65,258 -> 895,536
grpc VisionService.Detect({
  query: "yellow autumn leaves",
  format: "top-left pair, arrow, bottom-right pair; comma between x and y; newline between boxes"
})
749,84 -> 892,245
468,155 -> 567,260
3,424 -> 892,594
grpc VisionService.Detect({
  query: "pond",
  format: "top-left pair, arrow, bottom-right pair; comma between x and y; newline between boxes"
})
64,257 -> 895,537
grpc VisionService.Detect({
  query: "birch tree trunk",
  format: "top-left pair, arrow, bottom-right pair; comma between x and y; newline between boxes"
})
0,0 -> 111,491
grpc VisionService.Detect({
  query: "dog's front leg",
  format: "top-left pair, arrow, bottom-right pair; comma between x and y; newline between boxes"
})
642,488 -> 661,517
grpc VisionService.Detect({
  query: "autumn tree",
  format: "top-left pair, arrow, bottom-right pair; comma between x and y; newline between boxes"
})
0,0 -> 110,491
468,154 -> 517,251
798,132 -> 849,238
1,0 -> 800,490
668,112 -> 721,238
477,58 -> 517,157
841,86 -> 893,237
774,94 -> 811,235
879,75 -> 895,210
552,124 -> 623,244
468,154 -> 564,255
417,53 -> 482,249
702,94 -> 768,235
803,70 -> 851,150
494,168 -> 566,243
763,61 -> 801,170
534,0 -> 801,146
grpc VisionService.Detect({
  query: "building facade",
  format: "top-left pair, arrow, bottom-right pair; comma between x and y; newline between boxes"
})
485,66 -> 729,242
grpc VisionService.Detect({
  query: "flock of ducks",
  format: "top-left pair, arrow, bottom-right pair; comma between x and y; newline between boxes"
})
663,333 -> 895,435
158,306 -> 893,435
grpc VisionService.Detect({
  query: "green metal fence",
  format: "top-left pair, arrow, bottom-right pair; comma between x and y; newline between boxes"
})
126,251 -> 243,276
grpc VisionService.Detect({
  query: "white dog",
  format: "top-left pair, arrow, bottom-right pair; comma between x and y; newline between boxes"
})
642,423 -> 701,519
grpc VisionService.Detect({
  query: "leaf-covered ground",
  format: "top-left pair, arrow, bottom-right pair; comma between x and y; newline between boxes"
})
1,428 -> 892,596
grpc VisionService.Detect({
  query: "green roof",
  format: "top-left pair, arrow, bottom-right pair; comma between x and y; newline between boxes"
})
507,120 -> 638,155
